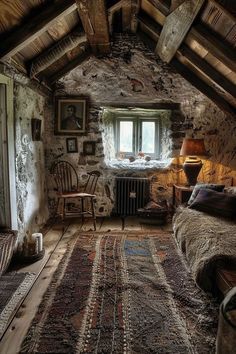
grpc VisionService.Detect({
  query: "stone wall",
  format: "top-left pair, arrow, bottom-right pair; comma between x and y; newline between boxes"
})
45,34 -> 236,216
15,83 -> 49,246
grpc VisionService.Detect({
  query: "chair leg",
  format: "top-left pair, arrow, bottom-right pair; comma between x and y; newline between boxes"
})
62,198 -> 66,220
81,198 -> 84,224
54,197 -> 60,219
91,197 -> 96,231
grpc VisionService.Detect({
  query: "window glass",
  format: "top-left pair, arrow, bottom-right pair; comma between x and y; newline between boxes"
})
119,121 -> 133,152
141,121 -> 155,153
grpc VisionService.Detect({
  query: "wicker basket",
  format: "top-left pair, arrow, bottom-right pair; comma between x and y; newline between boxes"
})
0,230 -> 17,276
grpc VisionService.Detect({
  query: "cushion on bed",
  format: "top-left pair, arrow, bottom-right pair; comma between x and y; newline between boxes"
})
187,183 -> 225,205
189,189 -> 236,219
224,187 -> 236,195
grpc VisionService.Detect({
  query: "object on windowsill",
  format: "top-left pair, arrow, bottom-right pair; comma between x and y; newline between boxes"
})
145,155 -> 151,162
118,151 -> 125,160
128,156 -> 135,162
138,151 -> 145,159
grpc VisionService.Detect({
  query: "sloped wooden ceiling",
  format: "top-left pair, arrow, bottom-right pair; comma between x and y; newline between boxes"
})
0,0 -> 235,116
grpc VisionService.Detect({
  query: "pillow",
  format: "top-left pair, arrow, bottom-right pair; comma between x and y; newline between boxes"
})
224,187 -> 236,195
189,189 -> 236,219
187,183 -> 225,205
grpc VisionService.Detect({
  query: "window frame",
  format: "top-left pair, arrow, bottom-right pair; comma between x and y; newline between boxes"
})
115,115 -> 161,159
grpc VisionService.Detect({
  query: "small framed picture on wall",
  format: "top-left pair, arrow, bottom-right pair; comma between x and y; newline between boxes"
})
66,138 -> 78,153
83,141 -> 96,155
55,96 -> 88,135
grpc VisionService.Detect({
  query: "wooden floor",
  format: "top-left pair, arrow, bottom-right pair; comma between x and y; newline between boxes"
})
0,216 -> 172,354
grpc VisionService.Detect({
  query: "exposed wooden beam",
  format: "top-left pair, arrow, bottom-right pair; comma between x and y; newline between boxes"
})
178,45 -> 236,99
139,11 -> 236,99
171,58 -> 236,117
29,28 -> 86,78
138,14 -> 236,117
156,0 -> 205,63
190,24 -> 236,72
122,0 -> 141,33
47,48 -> 91,84
146,0 -> 236,71
170,0 -> 186,12
0,0 -> 77,60
108,0 -> 124,34
76,0 -> 110,55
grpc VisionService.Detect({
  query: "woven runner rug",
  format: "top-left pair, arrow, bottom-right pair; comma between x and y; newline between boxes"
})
21,231 -> 218,353
0,272 -> 35,339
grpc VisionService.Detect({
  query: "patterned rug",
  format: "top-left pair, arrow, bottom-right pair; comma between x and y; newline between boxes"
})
21,231 -> 218,353
0,272 -> 35,339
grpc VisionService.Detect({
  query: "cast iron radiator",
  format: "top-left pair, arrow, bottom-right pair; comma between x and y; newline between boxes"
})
115,177 -> 150,216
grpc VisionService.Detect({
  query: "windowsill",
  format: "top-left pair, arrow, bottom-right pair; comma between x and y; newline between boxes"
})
104,158 -> 172,170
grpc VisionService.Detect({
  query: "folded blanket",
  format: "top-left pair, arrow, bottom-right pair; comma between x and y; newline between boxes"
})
173,207 -> 236,293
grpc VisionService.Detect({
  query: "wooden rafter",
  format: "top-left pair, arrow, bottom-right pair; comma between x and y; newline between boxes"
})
138,12 -> 236,117
171,58 -> 236,116
47,48 -> 91,84
170,1 -> 186,12
145,0 -> 236,71
122,0 -> 141,33
76,0 -> 110,54
0,0 -> 77,60
178,45 -> 236,99
156,0 -> 205,63
29,28 -> 86,78
190,24 -> 236,72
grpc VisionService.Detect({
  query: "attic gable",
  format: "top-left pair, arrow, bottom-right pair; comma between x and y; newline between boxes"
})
0,0 -> 235,117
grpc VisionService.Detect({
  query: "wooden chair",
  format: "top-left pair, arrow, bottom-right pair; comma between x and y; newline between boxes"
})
51,161 -> 99,230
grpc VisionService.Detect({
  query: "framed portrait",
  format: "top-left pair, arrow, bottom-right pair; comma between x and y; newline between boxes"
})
55,96 -> 88,135
66,138 -> 78,153
83,141 -> 96,155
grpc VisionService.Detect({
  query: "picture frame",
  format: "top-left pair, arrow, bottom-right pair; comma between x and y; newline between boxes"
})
83,141 -> 96,155
66,137 -> 78,153
55,96 -> 88,135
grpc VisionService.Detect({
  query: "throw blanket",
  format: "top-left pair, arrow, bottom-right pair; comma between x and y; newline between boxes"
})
173,206 -> 236,293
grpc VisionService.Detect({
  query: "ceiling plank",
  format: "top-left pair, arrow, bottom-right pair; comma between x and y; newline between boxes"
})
0,0 -> 77,60
76,0 -> 110,54
190,24 -> 236,72
156,0 -> 205,63
138,14 -> 236,117
29,28 -> 86,78
178,45 -> 236,99
145,0 -> 236,71
47,48 -> 91,84
139,11 -> 236,98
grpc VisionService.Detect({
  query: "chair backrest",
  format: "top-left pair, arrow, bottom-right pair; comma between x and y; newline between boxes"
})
84,172 -> 100,195
51,161 -> 79,193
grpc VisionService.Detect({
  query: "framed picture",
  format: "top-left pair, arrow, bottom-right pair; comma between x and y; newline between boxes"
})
83,141 -> 96,155
55,96 -> 88,135
66,138 -> 78,153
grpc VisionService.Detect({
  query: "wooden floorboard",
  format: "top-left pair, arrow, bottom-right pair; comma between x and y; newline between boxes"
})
124,216 -> 142,230
0,221 -> 81,354
99,216 -> 123,231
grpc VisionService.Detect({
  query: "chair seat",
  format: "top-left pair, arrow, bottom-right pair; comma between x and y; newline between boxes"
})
52,161 -> 99,230
57,191 -> 81,198
77,193 -> 96,198
57,192 -> 96,198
